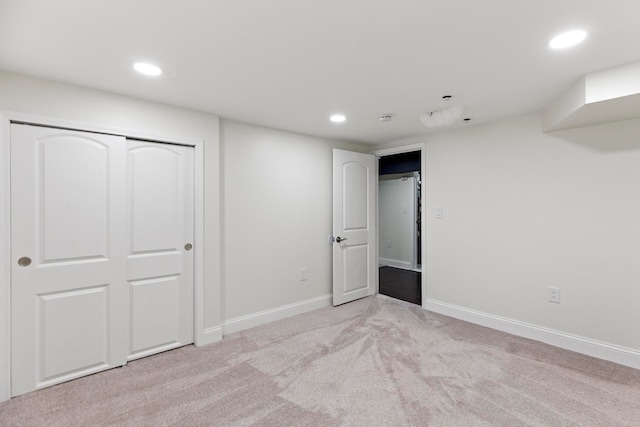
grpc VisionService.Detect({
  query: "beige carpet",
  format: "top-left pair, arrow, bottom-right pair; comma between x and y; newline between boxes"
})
2,295 -> 640,426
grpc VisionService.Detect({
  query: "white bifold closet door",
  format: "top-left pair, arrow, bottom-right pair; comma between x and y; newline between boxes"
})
10,124 -> 194,397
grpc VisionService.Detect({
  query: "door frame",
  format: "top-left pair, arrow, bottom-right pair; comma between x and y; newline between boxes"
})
372,142 -> 426,305
0,111 -> 205,402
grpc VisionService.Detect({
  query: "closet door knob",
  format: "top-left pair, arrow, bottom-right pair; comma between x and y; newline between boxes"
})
335,237 -> 347,243
18,257 -> 32,267
184,243 -> 193,251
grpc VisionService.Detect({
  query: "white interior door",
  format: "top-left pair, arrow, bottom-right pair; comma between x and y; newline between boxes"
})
332,149 -> 377,306
126,140 -> 194,360
11,124 -> 128,397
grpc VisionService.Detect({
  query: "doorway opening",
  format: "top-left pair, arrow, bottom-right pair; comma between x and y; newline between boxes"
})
378,150 -> 422,305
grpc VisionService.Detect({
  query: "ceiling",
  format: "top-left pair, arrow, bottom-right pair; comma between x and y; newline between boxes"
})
1,0 -> 639,145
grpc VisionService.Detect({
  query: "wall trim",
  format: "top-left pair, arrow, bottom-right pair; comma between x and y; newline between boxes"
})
0,114 -> 10,402
424,299 -> 640,370
197,326 -> 223,347
373,142 -> 425,157
379,258 -> 413,270
222,294 -> 332,335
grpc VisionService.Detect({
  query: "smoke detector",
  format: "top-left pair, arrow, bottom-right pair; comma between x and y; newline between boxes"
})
379,114 -> 392,122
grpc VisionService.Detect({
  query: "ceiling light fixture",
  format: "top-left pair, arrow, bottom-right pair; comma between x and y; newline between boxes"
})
330,114 -> 346,123
379,114 -> 392,122
133,62 -> 163,76
549,30 -> 587,49
419,105 -> 465,128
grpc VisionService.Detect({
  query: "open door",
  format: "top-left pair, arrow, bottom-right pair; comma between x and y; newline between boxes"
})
332,149 -> 377,306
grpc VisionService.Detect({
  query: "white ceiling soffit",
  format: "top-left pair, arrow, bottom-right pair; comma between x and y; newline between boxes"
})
543,61 -> 640,132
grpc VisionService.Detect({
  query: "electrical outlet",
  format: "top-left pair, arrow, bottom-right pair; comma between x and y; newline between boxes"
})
299,268 -> 307,281
548,287 -> 560,303
386,239 -> 391,248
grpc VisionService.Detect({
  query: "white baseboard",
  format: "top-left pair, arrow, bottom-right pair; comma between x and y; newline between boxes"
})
195,326 -> 223,347
222,294 -> 332,335
379,258 -> 413,270
424,299 -> 640,370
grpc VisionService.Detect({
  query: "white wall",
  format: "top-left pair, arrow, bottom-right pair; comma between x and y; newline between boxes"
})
379,176 -> 416,269
419,113 -> 640,351
0,70 -> 222,331
220,119 -> 366,321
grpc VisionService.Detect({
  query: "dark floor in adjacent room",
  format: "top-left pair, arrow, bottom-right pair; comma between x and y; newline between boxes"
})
379,266 -> 421,305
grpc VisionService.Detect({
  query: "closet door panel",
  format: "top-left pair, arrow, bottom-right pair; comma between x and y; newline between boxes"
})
126,141 -> 194,360
10,124 -> 128,397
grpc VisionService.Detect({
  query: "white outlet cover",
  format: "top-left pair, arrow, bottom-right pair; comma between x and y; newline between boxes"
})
548,287 -> 560,303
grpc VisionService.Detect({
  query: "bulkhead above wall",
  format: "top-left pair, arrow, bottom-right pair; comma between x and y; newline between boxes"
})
543,60 -> 640,132
543,60 -> 640,151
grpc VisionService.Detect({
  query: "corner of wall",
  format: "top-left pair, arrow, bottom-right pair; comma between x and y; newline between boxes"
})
542,76 -> 587,132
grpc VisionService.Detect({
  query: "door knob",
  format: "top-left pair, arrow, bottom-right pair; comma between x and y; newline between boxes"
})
184,243 -> 193,251
335,237 -> 347,243
17,257 -> 32,267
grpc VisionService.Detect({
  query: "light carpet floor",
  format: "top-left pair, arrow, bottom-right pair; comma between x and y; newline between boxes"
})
2,295 -> 640,426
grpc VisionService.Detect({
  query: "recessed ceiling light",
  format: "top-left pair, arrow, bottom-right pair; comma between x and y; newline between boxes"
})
133,62 -> 163,76
330,114 -> 346,123
549,30 -> 587,49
